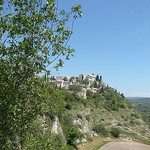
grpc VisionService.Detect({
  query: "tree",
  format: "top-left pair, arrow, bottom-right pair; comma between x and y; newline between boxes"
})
44,73 -> 47,80
110,127 -> 121,138
96,74 -> 99,81
99,75 -> 102,87
82,74 -> 84,80
82,79 -> 89,85
120,93 -> 125,98
86,90 -> 93,98
0,0 -> 82,149
50,75 -> 55,80
94,81 -> 98,88
63,76 -> 68,81
68,84 -> 82,94
0,0 -> 3,12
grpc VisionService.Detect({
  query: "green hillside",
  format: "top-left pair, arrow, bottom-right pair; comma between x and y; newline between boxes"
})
128,98 -> 150,125
4,76 -> 150,150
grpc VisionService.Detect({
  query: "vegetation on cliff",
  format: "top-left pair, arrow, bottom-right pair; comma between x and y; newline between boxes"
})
0,0 -> 82,149
1,0 -> 150,149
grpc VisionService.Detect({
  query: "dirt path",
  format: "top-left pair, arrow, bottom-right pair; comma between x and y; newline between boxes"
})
99,142 -> 150,150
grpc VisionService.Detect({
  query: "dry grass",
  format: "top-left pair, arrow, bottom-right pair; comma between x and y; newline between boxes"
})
76,136 -> 121,150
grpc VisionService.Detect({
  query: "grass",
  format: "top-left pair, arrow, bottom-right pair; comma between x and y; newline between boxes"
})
76,136 -> 120,150
92,141 -> 111,150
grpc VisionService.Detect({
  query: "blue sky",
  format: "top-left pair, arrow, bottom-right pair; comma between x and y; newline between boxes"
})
49,0 -> 150,97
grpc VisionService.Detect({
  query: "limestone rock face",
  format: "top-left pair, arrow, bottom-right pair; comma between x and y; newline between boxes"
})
51,116 -> 63,136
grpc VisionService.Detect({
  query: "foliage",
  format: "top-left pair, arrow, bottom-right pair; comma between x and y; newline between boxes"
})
62,90 -> 76,102
63,77 -> 68,81
110,127 -> 121,138
130,120 -> 134,125
129,98 -> 150,124
64,126 -> 83,145
86,90 -> 94,98
0,0 -> 3,12
120,93 -> 125,98
96,75 -> 99,81
130,113 -> 139,119
82,79 -> 89,85
68,84 -> 82,93
60,115 -> 83,146
0,0 -> 82,148
99,86 -> 127,111
50,76 -> 56,80
85,115 -> 90,121
0,77 -> 48,149
117,123 -> 122,126
93,81 -> 98,88
77,114 -> 83,119
22,120 -> 66,150
86,85 -> 128,111
93,124 -> 108,136
99,76 -> 102,87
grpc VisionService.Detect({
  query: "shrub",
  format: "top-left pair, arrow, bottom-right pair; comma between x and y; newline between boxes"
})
134,120 -> 141,125
101,118 -> 104,121
101,129 -> 109,137
62,90 -> 75,102
65,103 -> 72,110
127,102 -> 133,109
119,103 -> 126,108
130,120 -> 134,125
121,115 -> 124,119
93,124 -> 108,136
63,126 -> 83,145
63,77 -> 68,81
130,113 -> 139,119
85,115 -> 90,121
110,127 -> 121,138
86,90 -> 94,98
91,108 -> 94,112
81,98 -> 87,107
60,115 -> 73,127
68,84 -> 82,93
124,118 -> 128,121
77,114 -> 83,119
117,123 -> 122,126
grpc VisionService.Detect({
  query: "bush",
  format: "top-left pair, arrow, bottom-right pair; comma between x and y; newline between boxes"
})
130,120 -> 134,125
86,90 -> 94,98
110,127 -> 121,138
63,126 -> 83,145
77,114 -> 83,119
119,103 -> 126,108
65,103 -> 72,110
130,113 -> 139,119
93,124 -> 108,136
117,123 -> 122,126
81,98 -> 88,107
121,115 -> 124,119
68,84 -> 82,93
63,77 -> 68,81
127,102 -> 133,109
85,115 -> 90,121
60,115 -> 73,127
62,90 -> 75,102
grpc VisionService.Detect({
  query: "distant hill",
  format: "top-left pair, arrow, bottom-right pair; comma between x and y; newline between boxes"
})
126,97 -> 150,100
128,97 -> 150,125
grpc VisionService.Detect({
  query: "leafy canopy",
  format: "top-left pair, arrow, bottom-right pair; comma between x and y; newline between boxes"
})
0,0 -> 82,149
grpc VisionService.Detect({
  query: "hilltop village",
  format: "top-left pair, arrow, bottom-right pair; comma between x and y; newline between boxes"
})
50,74 -> 105,99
